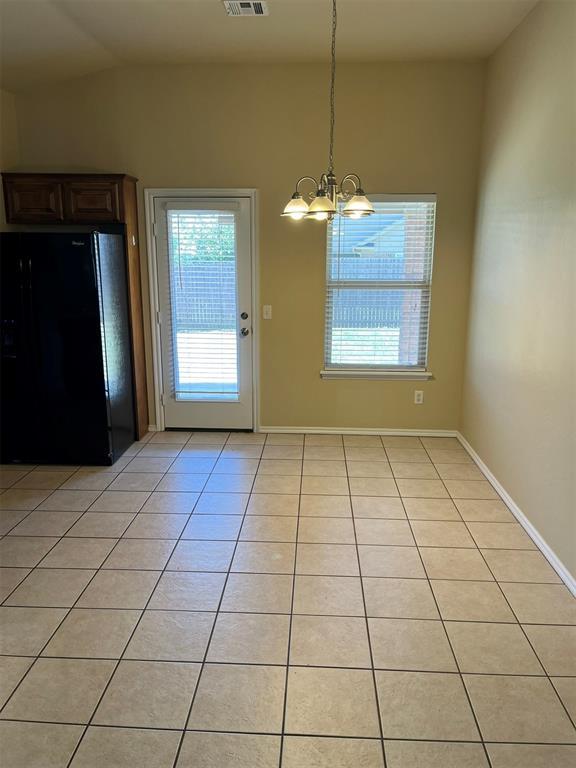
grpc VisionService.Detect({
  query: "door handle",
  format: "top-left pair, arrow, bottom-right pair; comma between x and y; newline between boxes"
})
240,327 -> 250,337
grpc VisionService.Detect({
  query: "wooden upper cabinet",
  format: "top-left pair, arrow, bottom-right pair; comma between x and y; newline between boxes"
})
64,180 -> 122,222
2,173 -> 132,224
4,176 -> 64,222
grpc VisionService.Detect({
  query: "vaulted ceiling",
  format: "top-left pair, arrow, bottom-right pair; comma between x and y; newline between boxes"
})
1,0 -> 539,91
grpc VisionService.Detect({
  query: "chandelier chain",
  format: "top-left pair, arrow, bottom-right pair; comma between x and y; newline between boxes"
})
328,0 -> 337,175
281,0 -> 373,220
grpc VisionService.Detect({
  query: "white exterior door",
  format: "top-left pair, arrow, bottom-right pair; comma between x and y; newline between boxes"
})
153,195 -> 254,429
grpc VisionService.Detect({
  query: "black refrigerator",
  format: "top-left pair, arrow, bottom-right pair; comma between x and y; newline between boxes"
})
0,231 -> 135,465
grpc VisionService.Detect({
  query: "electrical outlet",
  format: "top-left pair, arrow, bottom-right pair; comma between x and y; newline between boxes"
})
262,305 -> 272,320
414,390 -> 424,405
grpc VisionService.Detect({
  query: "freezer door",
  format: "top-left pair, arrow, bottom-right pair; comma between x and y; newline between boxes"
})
5,233 -> 112,464
0,234 -> 33,461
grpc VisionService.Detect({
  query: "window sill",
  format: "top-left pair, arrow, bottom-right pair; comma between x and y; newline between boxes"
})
320,369 -> 433,381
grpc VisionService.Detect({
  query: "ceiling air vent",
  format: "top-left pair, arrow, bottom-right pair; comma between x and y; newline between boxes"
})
223,1 -> 269,16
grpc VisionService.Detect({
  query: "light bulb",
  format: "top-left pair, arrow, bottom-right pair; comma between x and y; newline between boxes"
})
290,212 -> 305,220
314,212 -> 329,221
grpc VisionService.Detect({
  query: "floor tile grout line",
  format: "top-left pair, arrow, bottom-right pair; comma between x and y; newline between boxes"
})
0,465 -> 36,494
408,438 -> 495,768
459,517 -> 529,556
419,440 -> 572,746
0,566 -> 105,714
548,677 -> 576,733
2,468 -> 76,494
439,435 -> 576,733
0,488 -> 78,542
0,651 -> 571,677
349,439 -> 389,768
473,542 -> 576,733
3,566 -> 564,587
0,492 -> 50,537
2,713 -> 576,746
0,465 -> 149,714
1,608 -> 573,626
2,575 -> 568,594
1,470 -> 149,604
0,435 -> 204,575
276,433 -> 304,768
2,532 -> 545,551
62,431 -> 230,767
169,431 -> 266,768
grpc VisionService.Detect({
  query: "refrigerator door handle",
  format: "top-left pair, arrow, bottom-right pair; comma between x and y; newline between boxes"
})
87,234 -> 98,288
92,234 -> 114,454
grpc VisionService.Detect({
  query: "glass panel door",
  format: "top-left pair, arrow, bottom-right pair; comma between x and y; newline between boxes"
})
154,197 -> 253,429
167,209 -> 239,401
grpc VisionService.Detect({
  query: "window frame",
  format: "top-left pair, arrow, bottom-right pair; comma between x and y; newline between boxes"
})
321,194 -> 436,381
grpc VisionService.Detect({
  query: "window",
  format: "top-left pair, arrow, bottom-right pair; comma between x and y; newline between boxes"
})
322,195 -> 436,380
166,208 -> 239,400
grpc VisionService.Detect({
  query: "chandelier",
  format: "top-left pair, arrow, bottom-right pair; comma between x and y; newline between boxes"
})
282,0 -> 374,222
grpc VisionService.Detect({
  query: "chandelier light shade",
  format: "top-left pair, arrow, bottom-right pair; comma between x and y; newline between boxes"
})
342,189 -> 375,218
280,193 -> 309,220
307,190 -> 337,220
281,0 -> 374,223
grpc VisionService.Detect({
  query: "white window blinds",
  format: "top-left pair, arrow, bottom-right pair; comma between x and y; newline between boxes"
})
324,195 -> 436,372
166,208 -> 240,401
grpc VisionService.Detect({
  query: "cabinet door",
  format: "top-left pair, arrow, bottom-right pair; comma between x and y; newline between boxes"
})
64,180 -> 122,222
4,178 -> 64,222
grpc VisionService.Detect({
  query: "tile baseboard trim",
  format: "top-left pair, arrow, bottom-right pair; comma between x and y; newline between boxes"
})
456,431 -> 576,597
258,426 -> 460,437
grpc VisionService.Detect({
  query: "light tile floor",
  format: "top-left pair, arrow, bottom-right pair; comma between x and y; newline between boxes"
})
0,432 -> 575,767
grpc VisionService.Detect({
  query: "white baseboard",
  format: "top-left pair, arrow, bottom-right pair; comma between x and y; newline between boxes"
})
147,425 -> 160,432
258,426 -> 460,437
456,432 -> 576,597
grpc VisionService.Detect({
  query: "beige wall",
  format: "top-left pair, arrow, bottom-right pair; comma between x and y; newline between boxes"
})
0,89 -> 20,227
462,1 -> 576,574
11,61 -> 484,428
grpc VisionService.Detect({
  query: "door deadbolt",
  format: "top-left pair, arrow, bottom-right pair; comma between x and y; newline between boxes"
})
240,327 -> 250,337
240,312 -> 248,320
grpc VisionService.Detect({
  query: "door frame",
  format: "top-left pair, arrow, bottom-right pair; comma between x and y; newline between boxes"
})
144,188 -> 260,433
